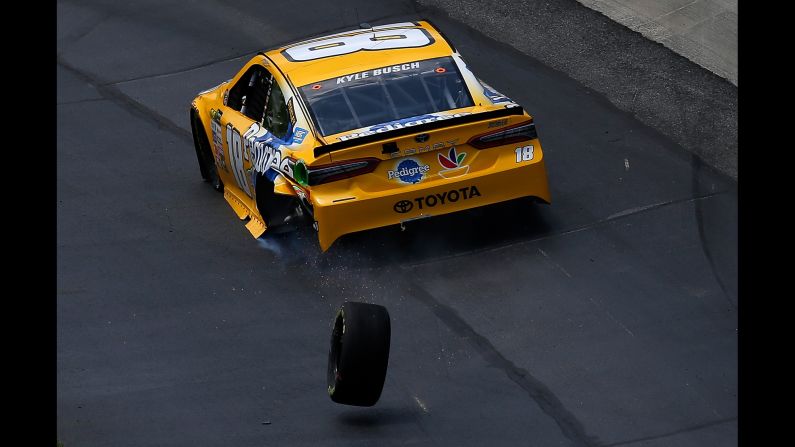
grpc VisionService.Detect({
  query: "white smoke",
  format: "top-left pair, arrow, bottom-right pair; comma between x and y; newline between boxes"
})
255,237 -> 283,256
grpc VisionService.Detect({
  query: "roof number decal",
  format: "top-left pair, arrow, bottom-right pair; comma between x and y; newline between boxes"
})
282,28 -> 434,62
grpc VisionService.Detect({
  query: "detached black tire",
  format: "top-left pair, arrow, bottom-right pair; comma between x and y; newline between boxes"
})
327,302 -> 391,406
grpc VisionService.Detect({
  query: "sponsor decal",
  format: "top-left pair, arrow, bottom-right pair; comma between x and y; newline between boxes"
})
394,200 -> 413,213
415,133 -> 430,143
488,119 -> 508,128
242,123 -> 295,178
480,81 -> 511,104
480,80 -> 521,108
393,185 -> 482,213
209,109 -> 228,172
292,127 -> 309,144
293,184 -> 308,201
336,62 -> 421,85
338,113 -> 473,142
223,89 -> 229,106
221,122 -> 298,198
514,145 -> 534,163
387,158 -> 430,184
438,147 -> 469,178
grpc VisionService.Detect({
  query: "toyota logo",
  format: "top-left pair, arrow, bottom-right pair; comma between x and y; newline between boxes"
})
393,200 -> 414,213
414,133 -> 430,143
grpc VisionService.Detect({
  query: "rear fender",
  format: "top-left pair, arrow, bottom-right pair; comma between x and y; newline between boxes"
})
255,172 -> 301,230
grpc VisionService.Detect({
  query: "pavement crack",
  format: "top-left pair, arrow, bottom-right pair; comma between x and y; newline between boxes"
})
640,0 -> 699,27
691,155 -> 736,308
603,416 -> 736,446
402,274 -> 600,447
565,192 -> 726,236
57,56 -> 192,144
58,12 -> 111,48
103,9 -> 419,87
105,50 -> 260,86
57,98 -> 107,106
405,191 -> 730,268
537,248 -> 573,278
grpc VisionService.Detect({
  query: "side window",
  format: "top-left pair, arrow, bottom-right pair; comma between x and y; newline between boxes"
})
226,64 -> 290,140
226,65 -> 270,123
265,82 -> 290,139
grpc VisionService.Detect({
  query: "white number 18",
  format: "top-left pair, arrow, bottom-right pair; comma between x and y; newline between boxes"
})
515,145 -> 534,163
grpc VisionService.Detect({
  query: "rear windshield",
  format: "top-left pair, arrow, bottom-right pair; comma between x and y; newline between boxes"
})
299,57 -> 474,137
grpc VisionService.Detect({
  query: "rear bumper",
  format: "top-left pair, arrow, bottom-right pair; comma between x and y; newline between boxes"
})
310,155 -> 550,251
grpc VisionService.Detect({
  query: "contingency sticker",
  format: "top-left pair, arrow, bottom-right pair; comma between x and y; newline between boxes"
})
287,97 -> 297,126
210,109 -> 228,172
292,127 -> 309,144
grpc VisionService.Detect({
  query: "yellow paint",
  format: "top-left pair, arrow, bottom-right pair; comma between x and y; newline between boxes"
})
223,189 -> 251,220
273,174 -> 295,196
245,214 -> 267,238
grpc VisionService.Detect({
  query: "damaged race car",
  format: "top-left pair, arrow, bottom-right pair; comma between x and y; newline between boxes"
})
190,20 -> 550,251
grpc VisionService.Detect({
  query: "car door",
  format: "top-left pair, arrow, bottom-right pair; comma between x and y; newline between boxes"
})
218,63 -> 272,200
220,61 -> 296,202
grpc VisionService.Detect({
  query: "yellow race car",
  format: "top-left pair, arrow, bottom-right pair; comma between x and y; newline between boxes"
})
190,20 -> 550,251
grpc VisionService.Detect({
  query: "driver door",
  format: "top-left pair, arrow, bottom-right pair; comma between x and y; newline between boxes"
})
219,63 -> 273,199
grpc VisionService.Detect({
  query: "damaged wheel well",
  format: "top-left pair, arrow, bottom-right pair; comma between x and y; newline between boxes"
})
254,172 -> 298,228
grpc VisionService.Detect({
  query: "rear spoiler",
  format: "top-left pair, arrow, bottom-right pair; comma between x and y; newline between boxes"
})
314,106 -> 525,158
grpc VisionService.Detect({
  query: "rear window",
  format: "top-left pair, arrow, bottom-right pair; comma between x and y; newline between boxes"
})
299,57 -> 474,137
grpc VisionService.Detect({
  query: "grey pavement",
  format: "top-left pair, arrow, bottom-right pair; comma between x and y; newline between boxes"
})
418,0 -> 738,180
576,0 -> 738,86
57,0 -> 738,446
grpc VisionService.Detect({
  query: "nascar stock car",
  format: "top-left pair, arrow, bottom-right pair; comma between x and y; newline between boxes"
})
189,20 -> 550,251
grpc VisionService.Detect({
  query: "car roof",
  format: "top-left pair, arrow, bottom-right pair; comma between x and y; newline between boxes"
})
264,21 -> 455,88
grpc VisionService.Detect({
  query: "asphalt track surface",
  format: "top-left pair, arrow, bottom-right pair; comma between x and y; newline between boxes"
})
57,1 -> 738,446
